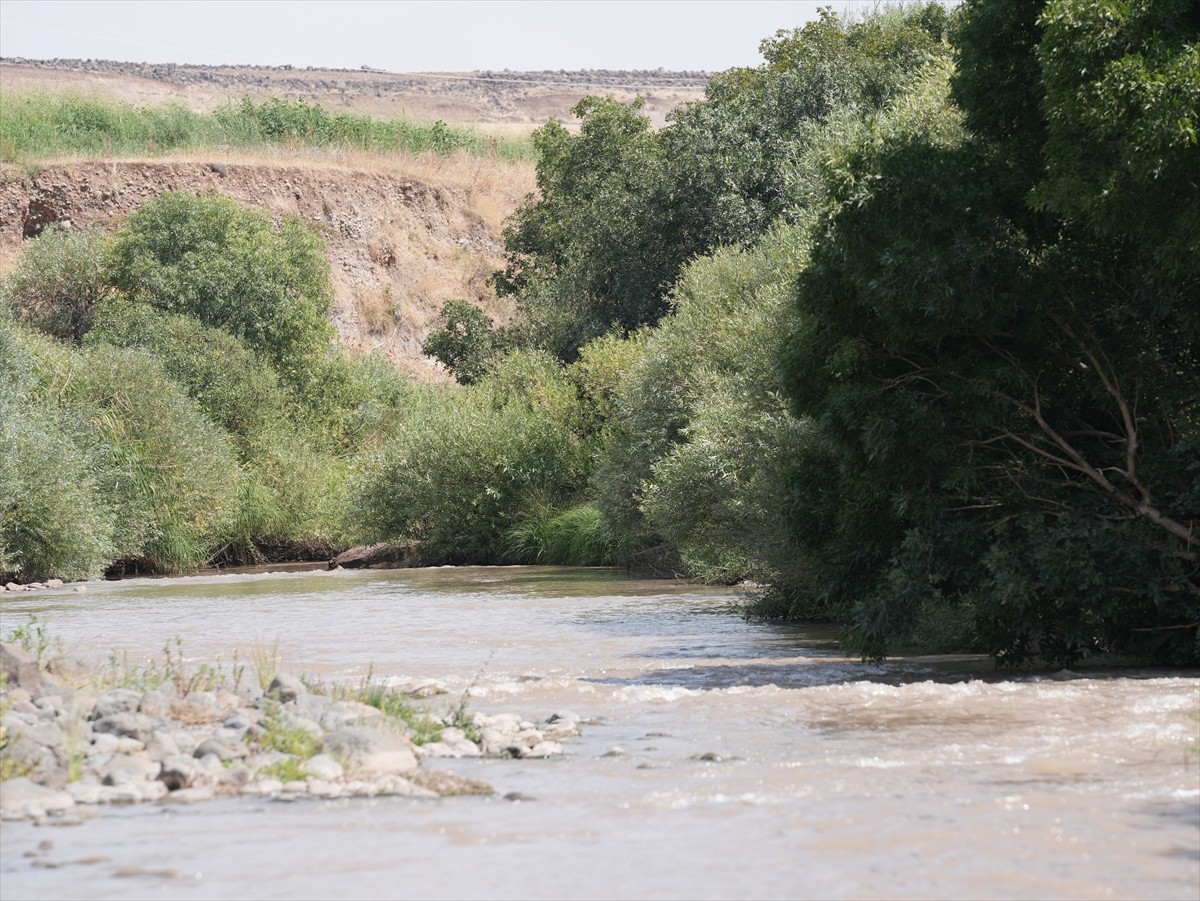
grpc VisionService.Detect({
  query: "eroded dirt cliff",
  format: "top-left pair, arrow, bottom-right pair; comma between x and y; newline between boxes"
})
0,154 -> 535,379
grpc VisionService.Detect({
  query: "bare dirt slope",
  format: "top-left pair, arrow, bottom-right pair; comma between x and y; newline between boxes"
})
0,153 -> 535,380
0,58 -> 709,130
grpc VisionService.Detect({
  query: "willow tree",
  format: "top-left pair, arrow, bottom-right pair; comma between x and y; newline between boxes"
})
780,0 -> 1199,664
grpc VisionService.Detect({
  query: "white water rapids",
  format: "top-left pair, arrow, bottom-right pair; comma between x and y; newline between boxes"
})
1,566 -> 1196,900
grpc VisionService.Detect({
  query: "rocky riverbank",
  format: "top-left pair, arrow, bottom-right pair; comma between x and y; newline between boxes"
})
0,641 -> 581,823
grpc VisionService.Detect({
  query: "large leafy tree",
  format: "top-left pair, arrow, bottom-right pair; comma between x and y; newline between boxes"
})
780,0 -> 1198,664
496,5 -> 953,362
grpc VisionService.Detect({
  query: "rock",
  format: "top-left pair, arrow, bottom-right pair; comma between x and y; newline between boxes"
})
137,687 -> 177,718
99,756 -> 160,786
322,727 -> 418,777
96,785 -> 143,804
45,579 -> 64,589
319,702 -> 360,731
144,731 -> 180,761
245,750 -> 293,771
91,712 -> 158,743
301,754 -> 344,781
217,763 -> 252,787
34,695 -> 63,716
91,689 -> 142,720
222,712 -> 256,735
523,741 -> 563,759
266,674 -> 306,704
65,779 -> 104,804
88,733 -> 120,756
0,778 -> 75,819
286,715 -> 324,738
73,585 -> 86,593
163,785 -> 215,804
167,729 -> 198,756
2,734 -> 67,787
170,690 -> 230,724
4,688 -> 33,706
1,643 -> 44,695
192,736 -> 248,761
306,778 -> 341,798
409,769 -> 493,797
239,780 -> 281,797
503,791 -> 537,802
328,542 -> 416,569
158,754 -> 204,790
368,774 -> 437,799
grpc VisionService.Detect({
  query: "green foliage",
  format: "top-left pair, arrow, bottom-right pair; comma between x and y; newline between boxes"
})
256,701 -> 321,759
350,352 -> 590,563
496,4 -> 954,360
593,225 -> 812,586
0,404 -> 116,581
25,333 -> 241,571
354,679 -> 443,745
495,97 -> 670,359
88,301 -> 290,438
0,91 -> 534,161
421,299 -> 504,385
779,2 -> 1199,664
107,192 -> 335,388
1,225 -> 114,343
501,502 -> 621,566
1034,0 -> 1200,275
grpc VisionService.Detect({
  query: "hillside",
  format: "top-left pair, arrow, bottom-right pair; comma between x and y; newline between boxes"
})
0,58 -> 710,130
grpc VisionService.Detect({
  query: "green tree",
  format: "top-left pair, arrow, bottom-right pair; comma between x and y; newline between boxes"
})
421,299 -> 503,385
779,1 -> 1199,664
107,192 -> 335,388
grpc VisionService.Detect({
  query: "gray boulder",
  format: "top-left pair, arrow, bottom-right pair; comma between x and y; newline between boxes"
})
322,727 -> 417,776
1,643 -> 44,695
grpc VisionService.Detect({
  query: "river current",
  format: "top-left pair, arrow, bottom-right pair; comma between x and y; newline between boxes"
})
1,566 -> 1197,900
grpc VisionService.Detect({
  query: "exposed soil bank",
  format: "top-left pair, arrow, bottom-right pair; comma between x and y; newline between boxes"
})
0,156 -> 531,379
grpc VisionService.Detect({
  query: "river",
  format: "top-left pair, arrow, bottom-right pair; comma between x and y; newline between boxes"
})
1,566 -> 1197,900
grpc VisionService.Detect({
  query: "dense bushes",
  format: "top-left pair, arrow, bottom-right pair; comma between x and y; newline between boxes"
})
108,193 -> 335,385
0,192 -> 383,578
350,352 -> 591,563
1,225 -> 113,343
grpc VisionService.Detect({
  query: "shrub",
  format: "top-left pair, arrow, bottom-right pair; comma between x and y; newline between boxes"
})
25,336 -> 241,570
0,402 -> 116,582
107,192 -> 335,390
88,301 -> 290,440
421,299 -> 503,385
501,502 -> 621,566
351,354 -> 589,562
1,225 -> 114,343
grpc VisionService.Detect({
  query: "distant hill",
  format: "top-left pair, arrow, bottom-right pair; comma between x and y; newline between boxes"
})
0,58 -> 711,131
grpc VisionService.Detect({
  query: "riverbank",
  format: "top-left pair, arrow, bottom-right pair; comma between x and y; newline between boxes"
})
0,639 -> 581,822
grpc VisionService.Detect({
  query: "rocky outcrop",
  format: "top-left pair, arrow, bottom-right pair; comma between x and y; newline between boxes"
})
0,642 -> 582,822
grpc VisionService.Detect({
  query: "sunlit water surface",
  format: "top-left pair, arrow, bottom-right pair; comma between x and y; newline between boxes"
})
1,566 -> 1196,900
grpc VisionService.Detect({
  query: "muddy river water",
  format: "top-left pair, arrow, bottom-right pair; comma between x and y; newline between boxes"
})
1,566 -> 1197,900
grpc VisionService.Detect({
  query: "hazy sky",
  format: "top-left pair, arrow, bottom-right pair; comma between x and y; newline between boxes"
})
0,1 -> 855,72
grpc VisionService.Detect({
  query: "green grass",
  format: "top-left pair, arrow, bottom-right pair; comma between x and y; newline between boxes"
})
353,674 -> 444,745
501,503 -> 620,566
0,92 -> 535,162
256,700 -> 322,758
